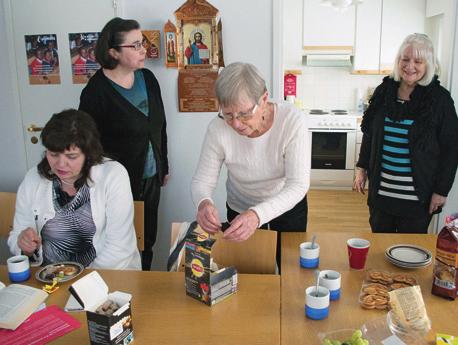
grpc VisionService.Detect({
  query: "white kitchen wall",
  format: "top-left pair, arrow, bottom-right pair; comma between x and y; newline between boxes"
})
298,67 -> 383,110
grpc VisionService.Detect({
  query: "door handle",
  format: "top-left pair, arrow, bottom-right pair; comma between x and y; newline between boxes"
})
27,124 -> 44,132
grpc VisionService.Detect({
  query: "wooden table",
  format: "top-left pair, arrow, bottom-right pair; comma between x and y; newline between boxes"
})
0,268 -> 280,345
281,232 -> 458,345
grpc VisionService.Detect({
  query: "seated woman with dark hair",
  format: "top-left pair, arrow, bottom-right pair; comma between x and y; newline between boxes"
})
8,109 -> 141,270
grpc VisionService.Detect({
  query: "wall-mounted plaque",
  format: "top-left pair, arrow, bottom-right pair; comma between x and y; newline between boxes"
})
178,69 -> 218,112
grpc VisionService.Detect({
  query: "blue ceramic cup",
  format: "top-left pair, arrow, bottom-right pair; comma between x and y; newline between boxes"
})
7,255 -> 31,282
305,286 -> 330,320
299,242 -> 320,268
319,270 -> 341,301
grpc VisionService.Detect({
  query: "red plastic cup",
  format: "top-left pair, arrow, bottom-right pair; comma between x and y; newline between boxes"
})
347,238 -> 370,269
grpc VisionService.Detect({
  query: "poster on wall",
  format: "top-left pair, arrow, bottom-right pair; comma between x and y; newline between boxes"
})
24,34 -> 61,85
164,20 -> 178,68
142,30 -> 160,59
68,32 -> 100,84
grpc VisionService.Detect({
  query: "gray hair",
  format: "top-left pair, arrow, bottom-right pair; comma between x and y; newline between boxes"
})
215,62 -> 267,107
391,33 -> 440,86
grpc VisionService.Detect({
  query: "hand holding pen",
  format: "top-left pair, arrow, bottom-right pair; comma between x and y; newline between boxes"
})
17,227 -> 41,255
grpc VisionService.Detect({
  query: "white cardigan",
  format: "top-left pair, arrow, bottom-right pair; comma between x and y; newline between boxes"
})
8,160 -> 141,270
191,102 -> 311,226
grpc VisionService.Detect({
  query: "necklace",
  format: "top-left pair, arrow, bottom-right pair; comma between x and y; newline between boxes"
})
60,178 -> 75,187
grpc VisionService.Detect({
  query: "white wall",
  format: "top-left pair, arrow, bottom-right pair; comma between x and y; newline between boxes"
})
0,0 -> 28,192
0,0 -> 274,269
122,0 -> 274,269
441,2 -> 458,229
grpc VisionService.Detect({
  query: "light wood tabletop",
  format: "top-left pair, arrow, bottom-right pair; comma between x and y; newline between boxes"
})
0,267 -> 280,345
281,232 -> 458,345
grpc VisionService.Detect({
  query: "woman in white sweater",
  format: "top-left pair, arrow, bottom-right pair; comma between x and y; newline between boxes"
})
191,62 -> 310,269
8,109 -> 141,270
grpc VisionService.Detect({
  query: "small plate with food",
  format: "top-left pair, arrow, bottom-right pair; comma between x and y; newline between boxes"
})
35,261 -> 84,283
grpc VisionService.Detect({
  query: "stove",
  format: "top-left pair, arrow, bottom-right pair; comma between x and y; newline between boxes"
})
304,109 -> 358,189
305,109 -> 357,130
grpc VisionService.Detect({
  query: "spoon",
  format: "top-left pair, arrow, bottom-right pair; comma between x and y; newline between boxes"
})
311,235 -> 317,249
314,269 -> 320,297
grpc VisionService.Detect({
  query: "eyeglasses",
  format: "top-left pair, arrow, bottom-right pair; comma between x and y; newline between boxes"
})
114,41 -> 144,51
218,103 -> 258,122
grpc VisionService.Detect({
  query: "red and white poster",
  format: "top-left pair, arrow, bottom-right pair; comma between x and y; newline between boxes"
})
284,73 -> 297,98
24,34 -> 60,85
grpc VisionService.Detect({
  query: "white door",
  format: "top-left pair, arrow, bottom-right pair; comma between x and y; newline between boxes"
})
4,0 -> 119,169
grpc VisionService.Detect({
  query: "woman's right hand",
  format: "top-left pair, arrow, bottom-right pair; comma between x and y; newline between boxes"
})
196,199 -> 221,234
353,168 -> 367,194
17,227 -> 41,255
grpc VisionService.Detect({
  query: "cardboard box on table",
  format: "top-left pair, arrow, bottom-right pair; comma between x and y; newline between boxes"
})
184,226 -> 238,306
69,271 -> 134,345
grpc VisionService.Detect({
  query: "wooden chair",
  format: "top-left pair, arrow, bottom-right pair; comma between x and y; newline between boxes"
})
0,192 -> 16,237
133,201 -> 145,251
170,222 -> 277,274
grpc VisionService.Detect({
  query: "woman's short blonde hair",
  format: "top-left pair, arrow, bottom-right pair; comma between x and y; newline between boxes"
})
215,62 -> 267,107
391,33 -> 440,86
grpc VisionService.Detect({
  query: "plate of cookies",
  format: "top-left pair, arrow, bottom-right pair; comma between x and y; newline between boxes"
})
359,269 -> 418,310
36,261 -> 84,283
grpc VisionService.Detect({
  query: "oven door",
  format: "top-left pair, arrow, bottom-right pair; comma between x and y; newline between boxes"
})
309,129 -> 356,170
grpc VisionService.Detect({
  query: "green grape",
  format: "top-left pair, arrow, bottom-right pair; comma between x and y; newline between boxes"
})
352,330 -> 363,341
331,340 -> 341,345
323,339 -> 333,345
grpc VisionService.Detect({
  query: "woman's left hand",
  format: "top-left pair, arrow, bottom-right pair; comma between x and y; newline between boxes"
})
162,174 -> 169,186
429,193 -> 446,214
223,210 -> 260,242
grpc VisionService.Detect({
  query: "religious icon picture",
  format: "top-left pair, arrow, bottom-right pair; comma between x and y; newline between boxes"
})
24,34 -> 61,85
182,23 -> 211,66
142,30 -> 160,59
164,20 -> 178,68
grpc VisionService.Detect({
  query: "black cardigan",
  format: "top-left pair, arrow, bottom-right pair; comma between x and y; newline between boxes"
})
79,68 -> 168,199
357,76 -> 458,206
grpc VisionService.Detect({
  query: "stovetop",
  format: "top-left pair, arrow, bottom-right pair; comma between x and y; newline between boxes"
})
307,109 -> 350,115
304,109 -> 358,129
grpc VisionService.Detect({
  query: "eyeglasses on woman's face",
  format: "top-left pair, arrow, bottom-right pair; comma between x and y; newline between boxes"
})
115,41 -> 145,51
218,103 -> 259,123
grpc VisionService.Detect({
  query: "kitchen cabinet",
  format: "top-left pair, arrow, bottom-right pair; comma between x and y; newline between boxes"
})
303,0 -> 355,48
353,0 -> 426,74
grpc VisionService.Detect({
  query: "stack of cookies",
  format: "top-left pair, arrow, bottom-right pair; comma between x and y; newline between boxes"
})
359,270 -> 418,310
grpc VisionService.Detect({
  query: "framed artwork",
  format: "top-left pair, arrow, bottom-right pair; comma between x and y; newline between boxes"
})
174,0 -> 222,69
24,34 -> 61,85
142,30 -> 160,59
164,20 -> 178,68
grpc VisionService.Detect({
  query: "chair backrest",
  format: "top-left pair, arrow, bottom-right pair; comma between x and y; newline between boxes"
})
133,201 -> 144,251
0,192 -> 16,237
170,222 -> 277,274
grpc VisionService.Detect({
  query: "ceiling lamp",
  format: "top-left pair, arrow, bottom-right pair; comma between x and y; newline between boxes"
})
320,0 -> 363,10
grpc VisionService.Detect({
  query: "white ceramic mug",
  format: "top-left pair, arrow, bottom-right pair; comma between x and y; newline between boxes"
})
305,286 -> 330,320
7,255 -> 30,282
299,242 -> 320,268
319,270 -> 341,301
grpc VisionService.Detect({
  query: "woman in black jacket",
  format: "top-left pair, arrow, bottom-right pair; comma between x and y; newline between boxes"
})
79,18 -> 168,269
354,33 -> 458,233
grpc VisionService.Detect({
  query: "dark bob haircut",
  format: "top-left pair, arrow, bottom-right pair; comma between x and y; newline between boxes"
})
95,17 -> 140,69
37,109 -> 104,189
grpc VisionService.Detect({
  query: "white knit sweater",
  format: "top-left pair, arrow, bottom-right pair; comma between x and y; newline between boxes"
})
191,102 -> 311,226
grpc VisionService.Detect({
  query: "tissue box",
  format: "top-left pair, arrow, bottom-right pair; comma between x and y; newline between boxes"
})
184,227 -> 237,306
69,271 -> 134,345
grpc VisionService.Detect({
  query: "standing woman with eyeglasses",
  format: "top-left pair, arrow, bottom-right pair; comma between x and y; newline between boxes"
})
79,18 -> 169,271
191,62 -> 310,271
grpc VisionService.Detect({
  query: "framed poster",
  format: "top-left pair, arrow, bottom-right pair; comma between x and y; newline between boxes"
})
24,34 -> 61,85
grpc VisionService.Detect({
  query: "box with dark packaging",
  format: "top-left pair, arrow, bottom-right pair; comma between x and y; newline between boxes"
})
184,226 -> 237,306
69,271 -> 134,345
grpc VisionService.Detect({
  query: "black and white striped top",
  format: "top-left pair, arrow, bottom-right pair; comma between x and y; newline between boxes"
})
41,179 -> 97,267
377,117 -> 419,201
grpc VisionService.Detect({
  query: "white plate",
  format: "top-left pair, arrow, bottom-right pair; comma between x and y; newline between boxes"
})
385,244 -> 432,264
384,253 -> 431,269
